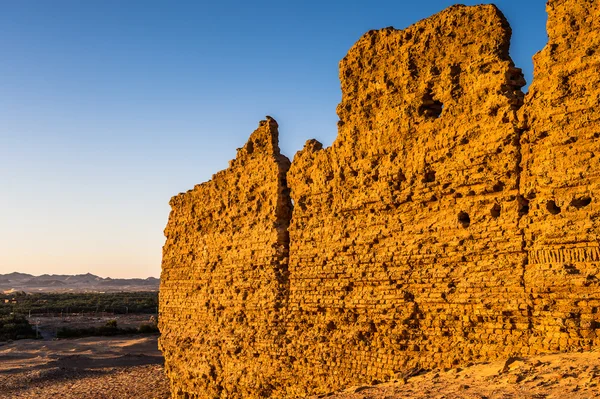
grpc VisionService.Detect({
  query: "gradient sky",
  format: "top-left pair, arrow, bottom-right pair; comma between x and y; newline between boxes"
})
0,0 -> 548,278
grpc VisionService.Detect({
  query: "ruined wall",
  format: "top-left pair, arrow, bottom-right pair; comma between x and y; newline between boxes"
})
520,0 -> 600,352
285,4 -> 529,394
159,1 -> 600,398
159,118 -> 292,399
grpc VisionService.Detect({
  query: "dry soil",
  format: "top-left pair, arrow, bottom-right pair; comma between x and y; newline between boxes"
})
0,335 -> 169,399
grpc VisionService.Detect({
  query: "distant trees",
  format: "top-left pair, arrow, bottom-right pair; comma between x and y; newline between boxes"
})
0,314 -> 36,341
0,291 -> 159,341
0,291 -> 158,317
56,319 -> 159,338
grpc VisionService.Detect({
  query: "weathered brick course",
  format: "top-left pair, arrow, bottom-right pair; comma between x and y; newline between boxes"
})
159,2 -> 600,398
519,0 -> 600,354
285,4 -> 527,395
159,118 -> 292,398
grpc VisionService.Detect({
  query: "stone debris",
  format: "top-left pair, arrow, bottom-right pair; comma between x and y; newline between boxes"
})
159,1 -> 600,398
314,349 -> 600,399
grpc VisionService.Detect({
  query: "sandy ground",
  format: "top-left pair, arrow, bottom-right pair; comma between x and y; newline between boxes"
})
317,350 -> 600,399
1,335 -> 600,398
0,335 -> 169,399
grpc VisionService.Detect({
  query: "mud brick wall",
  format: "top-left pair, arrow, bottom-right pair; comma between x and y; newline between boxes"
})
520,0 -> 600,353
159,118 -> 292,399
159,2 -> 600,398
285,5 -> 529,394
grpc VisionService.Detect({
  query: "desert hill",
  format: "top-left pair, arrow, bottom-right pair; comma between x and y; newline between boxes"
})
0,272 -> 159,293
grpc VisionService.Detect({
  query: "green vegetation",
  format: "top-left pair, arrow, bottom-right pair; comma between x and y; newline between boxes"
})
0,291 -> 158,316
0,313 -> 37,341
0,292 -> 159,341
56,319 -> 159,338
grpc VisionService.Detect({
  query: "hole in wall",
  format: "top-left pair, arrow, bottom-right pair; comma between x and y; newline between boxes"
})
517,195 -> 530,216
326,321 -> 337,331
491,203 -> 501,218
546,200 -> 561,215
422,170 -> 436,183
457,211 -> 471,228
418,88 -> 443,119
397,171 -> 407,182
297,197 -> 307,211
246,140 -> 254,154
570,196 -> 592,209
565,136 -> 578,145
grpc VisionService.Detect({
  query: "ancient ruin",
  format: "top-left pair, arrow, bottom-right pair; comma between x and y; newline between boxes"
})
159,1 -> 600,398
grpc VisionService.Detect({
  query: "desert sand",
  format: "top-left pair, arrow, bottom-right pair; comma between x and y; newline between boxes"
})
1,335 -> 599,398
0,335 -> 169,398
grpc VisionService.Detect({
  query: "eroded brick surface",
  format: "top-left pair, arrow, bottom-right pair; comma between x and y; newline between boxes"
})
159,118 -> 292,399
159,2 -> 600,398
520,0 -> 600,353
286,4 -> 528,394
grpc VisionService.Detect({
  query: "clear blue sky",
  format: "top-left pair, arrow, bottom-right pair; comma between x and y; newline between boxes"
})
0,1 -> 548,278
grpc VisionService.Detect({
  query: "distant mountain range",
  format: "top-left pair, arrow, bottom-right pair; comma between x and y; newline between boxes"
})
0,272 -> 159,293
